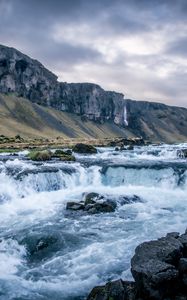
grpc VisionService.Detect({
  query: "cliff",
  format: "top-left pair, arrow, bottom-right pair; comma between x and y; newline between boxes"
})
0,44 -> 187,142
0,44 -> 125,126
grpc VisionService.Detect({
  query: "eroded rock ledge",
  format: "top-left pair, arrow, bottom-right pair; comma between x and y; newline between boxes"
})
87,231 -> 187,300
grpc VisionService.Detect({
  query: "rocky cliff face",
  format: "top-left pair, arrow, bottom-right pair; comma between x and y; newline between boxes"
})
0,44 -> 60,106
0,44 -> 126,126
0,44 -> 187,143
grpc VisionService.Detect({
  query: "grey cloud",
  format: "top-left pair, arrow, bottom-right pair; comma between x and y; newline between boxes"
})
0,0 -> 186,107
166,36 -> 187,58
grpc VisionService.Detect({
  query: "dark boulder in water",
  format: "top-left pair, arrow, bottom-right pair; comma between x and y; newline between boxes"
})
87,279 -> 136,300
85,199 -> 116,214
131,235 -> 183,299
21,234 -> 59,262
72,143 -> 97,154
28,150 -> 52,161
87,231 -> 187,300
177,149 -> 187,158
66,201 -> 85,211
84,192 -> 104,205
66,193 -> 116,214
118,195 -> 142,205
52,149 -> 76,161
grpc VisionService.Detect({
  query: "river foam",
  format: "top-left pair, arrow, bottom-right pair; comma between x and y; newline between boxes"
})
0,143 -> 187,299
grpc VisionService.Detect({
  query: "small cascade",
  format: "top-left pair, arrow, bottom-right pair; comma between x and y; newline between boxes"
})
0,143 -> 187,300
123,105 -> 128,126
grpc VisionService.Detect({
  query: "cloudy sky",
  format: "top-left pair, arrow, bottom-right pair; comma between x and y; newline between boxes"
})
0,0 -> 187,107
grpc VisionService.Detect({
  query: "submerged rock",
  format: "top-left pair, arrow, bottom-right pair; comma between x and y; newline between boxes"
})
21,235 -> 59,262
72,143 -> 97,154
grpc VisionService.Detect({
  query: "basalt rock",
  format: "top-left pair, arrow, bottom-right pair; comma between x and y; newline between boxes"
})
66,193 -> 117,214
52,149 -> 76,161
87,231 -> 187,300
72,143 -> 97,154
87,279 -> 137,300
177,149 -> 187,158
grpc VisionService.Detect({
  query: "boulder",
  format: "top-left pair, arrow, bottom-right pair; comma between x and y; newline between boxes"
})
21,235 -> 59,262
66,202 -> 85,211
52,149 -> 76,161
177,149 -> 187,158
87,279 -> 136,300
125,145 -> 134,151
118,195 -> 141,205
131,235 -> 183,299
28,150 -> 52,161
72,143 -> 97,154
179,233 -> 187,257
66,193 -> 117,214
84,192 -> 104,205
85,200 -> 117,214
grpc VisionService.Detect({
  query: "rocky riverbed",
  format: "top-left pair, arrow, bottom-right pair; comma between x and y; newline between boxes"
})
0,142 -> 187,299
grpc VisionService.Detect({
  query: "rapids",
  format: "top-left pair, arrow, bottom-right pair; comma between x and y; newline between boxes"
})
0,143 -> 187,299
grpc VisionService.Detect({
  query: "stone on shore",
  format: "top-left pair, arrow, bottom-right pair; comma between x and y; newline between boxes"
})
72,143 -> 97,154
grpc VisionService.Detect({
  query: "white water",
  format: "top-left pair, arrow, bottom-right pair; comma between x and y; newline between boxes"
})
123,105 -> 128,126
0,143 -> 187,299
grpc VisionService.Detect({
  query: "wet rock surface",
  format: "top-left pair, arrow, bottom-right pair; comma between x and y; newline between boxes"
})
66,192 -> 117,214
177,149 -> 187,158
87,231 -> 187,300
87,279 -> 137,300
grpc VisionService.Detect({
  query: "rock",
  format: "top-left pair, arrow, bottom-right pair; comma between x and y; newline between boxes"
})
60,155 -> 76,161
118,195 -> 141,205
28,150 -> 52,161
66,193 -> 117,214
53,149 -> 72,156
115,147 -> 120,151
125,145 -> 134,151
131,235 -> 183,299
166,232 -> 180,239
54,150 -> 76,162
21,235 -> 59,262
87,231 -> 187,300
179,258 -> 187,273
84,192 -> 103,205
86,200 -> 116,214
66,202 -> 85,211
87,279 -> 136,300
179,233 -> 187,257
72,143 -> 97,154
177,149 -> 187,158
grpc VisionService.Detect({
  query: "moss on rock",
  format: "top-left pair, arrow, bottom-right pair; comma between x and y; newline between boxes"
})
28,150 -> 52,161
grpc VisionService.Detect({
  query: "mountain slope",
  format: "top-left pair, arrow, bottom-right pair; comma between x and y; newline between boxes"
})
0,44 -> 187,143
0,94 -> 135,139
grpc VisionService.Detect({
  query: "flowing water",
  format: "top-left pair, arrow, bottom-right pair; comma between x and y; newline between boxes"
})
0,143 -> 187,300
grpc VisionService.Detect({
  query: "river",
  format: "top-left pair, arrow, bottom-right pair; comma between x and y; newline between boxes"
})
0,143 -> 187,299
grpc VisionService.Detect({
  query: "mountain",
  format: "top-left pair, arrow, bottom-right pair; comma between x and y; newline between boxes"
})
0,44 -> 187,142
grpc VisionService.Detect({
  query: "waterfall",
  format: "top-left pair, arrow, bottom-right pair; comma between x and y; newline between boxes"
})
124,105 -> 128,126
